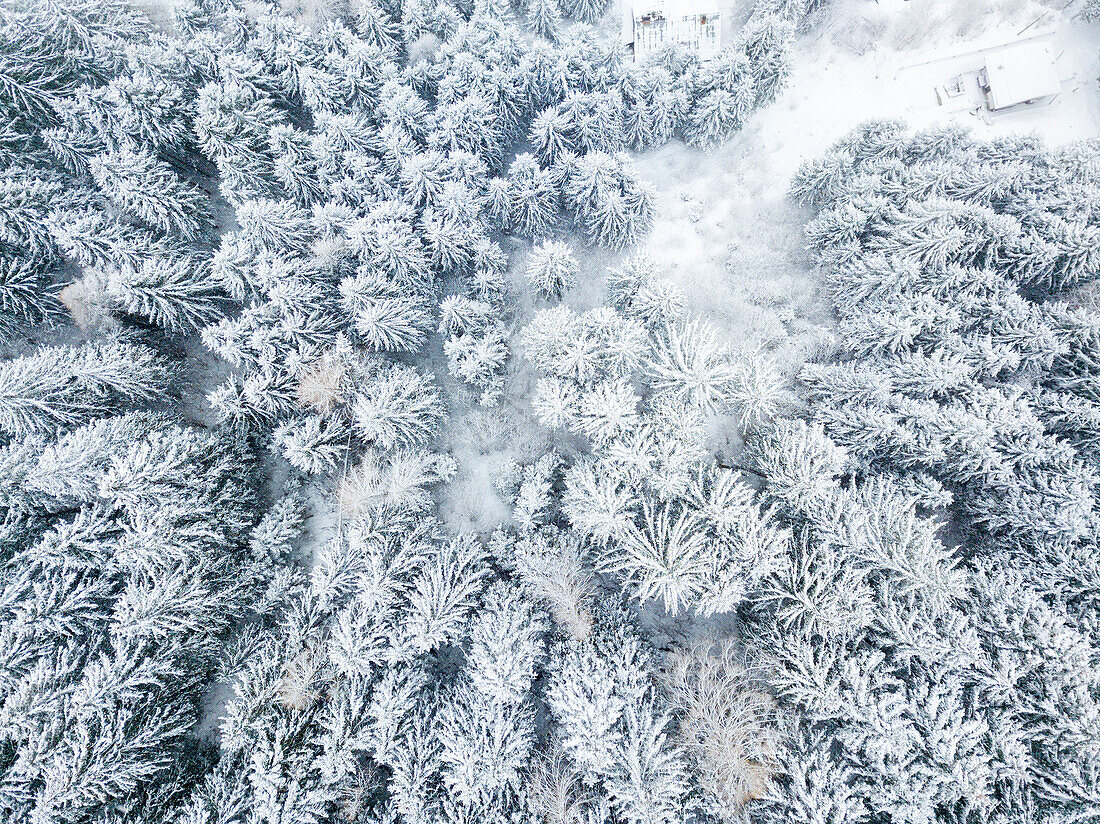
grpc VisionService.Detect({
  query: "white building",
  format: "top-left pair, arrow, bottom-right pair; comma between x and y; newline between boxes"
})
978,42 -> 1061,112
619,0 -> 732,63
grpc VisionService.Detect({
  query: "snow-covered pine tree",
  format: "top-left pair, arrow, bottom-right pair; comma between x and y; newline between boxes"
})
437,582 -> 545,816
0,255 -> 61,339
737,13 -> 794,106
564,152 -> 654,249
0,340 -> 172,438
686,86 -> 754,150
562,459 -> 637,545
530,107 -> 576,167
275,413 -> 351,474
647,320 -> 740,413
559,0 -> 609,23
236,198 -> 316,255
0,169 -> 91,264
524,0 -> 562,40
525,239 -> 578,300
352,0 -> 402,52
351,362 -> 445,451
340,269 -> 433,353
44,207 -> 168,273
505,152 -> 559,238
605,698 -> 689,824
91,255 -> 224,331
89,146 -> 212,239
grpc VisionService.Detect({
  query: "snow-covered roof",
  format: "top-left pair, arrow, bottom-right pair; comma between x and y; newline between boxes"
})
984,42 -> 1060,110
626,0 -> 721,22
617,0 -> 728,61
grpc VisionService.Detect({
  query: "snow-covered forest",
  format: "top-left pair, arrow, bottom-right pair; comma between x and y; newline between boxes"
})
0,0 -> 1098,822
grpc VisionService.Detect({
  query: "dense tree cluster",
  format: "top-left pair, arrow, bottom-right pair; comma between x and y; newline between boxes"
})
0,345 -> 304,823
18,0 -> 1081,823
0,0 -> 797,450
748,121 -> 1100,822
791,119 -> 1100,586
520,254 -> 792,619
0,0 -> 801,355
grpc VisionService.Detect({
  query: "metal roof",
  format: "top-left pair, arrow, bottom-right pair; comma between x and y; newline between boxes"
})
984,42 -> 1061,110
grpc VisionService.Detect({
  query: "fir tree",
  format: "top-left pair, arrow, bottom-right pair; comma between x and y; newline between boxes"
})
603,501 -> 709,616
236,198 -> 316,254
438,680 -> 536,814
45,207 -> 166,272
750,419 -> 847,516
403,533 -> 490,653
562,460 -> 636,545
93,256 -> 224,331
648,321 -> 739,413
564,152 -> 654,249
0,171 -> 86,263
548,640 -> 627,783
559,0 -> 609,23
0,413 -> 268,824
524,0 -> 562,40
505,153 -> 559,238
529,108 -> 575,167
737,13 -> 794,106
0,255 -> 61,338
275,414 -> 350,474
605,699 -> 689,824
533,376 -> 580,430
576,378 -> 640,445
686,87 -> 754,150
340,271 -> 433,353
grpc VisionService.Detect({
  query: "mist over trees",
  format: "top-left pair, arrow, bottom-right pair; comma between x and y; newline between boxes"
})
1,0 -> 1097,821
